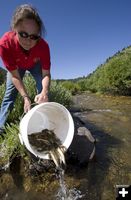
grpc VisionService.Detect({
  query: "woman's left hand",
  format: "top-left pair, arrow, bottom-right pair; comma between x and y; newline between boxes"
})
34,93 -> 48,104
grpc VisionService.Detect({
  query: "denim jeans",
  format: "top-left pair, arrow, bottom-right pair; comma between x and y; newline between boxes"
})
0,62 -> 43,130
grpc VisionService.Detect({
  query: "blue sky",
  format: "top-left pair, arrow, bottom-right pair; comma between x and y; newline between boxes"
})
0,0 -> 131,79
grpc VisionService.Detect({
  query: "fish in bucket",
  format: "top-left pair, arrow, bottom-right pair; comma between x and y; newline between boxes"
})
19,102 -> 74,168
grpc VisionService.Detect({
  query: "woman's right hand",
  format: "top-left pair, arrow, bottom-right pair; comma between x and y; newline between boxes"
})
24,97 -> 31,113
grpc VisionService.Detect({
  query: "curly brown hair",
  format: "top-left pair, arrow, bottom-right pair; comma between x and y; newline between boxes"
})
10,4 -> 46,36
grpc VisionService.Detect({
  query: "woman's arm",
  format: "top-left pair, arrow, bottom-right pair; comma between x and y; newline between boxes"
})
10,69 -> 31,112
10,69 -> 27,96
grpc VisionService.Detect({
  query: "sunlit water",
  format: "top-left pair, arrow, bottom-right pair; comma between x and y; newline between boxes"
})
56,169 -> 84,200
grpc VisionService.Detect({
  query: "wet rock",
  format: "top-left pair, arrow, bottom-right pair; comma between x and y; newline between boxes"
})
66,115 -> 96,169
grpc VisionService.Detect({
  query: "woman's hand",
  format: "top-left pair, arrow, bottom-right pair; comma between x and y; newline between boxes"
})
34,69 -> 50,104
24,96 -> 31,113
34,93 -> 48,104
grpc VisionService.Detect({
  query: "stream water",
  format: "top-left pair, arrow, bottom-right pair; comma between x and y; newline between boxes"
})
0,92 -> 131,200
71,92 -> 131,199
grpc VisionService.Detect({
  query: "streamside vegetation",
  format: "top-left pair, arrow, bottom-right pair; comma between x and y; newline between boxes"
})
0,68 -> 6,85
84,46 -> 131,95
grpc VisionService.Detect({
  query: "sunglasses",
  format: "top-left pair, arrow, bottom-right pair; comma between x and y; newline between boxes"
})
18,31 -> 40,40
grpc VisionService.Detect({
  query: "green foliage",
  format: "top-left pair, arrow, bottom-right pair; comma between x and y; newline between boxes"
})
0,73 -> 37,123
0,123 -> 26,166
50,81 -> 72,108
8,73 -> 37,123
0,68 -> 6,85
77,78 -> 91,92
0,74 -> 72,124
60,81 -> 81,95
0,83 -> 5,103
89,47 -> 131,95
55,79 -> 91,95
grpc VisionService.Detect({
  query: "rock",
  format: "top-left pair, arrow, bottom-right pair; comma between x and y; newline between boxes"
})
66,115 -> 96,168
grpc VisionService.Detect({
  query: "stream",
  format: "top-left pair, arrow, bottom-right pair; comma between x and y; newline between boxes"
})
71,92 -> 131,199
0,92 -> 131,200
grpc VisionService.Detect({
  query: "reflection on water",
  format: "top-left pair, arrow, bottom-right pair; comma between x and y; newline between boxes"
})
0,92 -> 131,200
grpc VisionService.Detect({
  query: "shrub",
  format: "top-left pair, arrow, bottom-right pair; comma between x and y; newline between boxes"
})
0,68 -> 6,85
0,123 -> 26,167
50,81 -> 72,108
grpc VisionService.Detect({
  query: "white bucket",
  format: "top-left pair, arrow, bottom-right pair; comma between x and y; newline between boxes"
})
19,102 -> 74,160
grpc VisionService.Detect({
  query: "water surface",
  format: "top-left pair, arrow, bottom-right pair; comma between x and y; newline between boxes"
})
71,92 -> 131,199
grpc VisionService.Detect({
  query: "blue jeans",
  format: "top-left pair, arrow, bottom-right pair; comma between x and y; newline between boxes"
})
0,62 -> 43,130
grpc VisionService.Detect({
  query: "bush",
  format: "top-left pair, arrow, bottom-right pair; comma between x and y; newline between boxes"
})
50,81 -> 72,108
0,68 -> 6,85
0,123 -> 26,167
60,81 -> 81,95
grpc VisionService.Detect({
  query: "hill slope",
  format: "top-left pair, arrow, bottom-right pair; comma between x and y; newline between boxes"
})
81,46 -> 131,95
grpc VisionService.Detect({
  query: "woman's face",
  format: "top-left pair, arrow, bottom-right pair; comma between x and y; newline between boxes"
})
15,19 -> 40,50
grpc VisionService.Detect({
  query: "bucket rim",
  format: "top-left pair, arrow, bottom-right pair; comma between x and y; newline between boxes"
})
19,102 -> 74,159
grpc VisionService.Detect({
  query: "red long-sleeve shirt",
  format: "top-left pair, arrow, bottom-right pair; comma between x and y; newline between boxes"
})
0,31 -> 51,71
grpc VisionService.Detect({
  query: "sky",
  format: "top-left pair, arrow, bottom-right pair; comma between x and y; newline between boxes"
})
0,0 -> 131,79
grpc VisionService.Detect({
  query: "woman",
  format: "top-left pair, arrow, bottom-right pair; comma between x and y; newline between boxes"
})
0,4 -> 51,134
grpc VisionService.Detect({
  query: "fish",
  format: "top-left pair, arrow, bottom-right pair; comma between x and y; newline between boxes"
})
57,147 -> 66,166
28,129 -> 66,168
28,129 -> 62,151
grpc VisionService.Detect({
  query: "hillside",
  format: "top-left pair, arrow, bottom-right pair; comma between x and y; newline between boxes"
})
76,46 -> 131,95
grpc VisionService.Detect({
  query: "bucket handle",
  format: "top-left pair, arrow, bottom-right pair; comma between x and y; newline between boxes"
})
19,102 -> 38,122
19,103 -> 38,145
